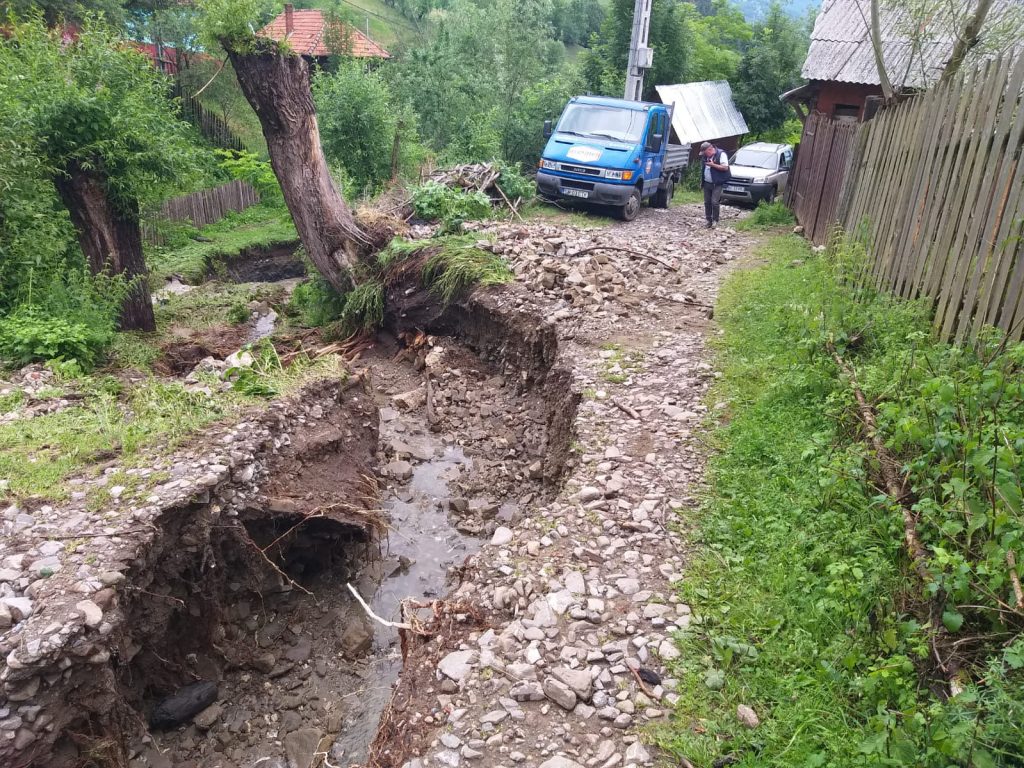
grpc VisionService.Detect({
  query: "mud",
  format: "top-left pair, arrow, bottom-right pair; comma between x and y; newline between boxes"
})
222,243 -> 304,284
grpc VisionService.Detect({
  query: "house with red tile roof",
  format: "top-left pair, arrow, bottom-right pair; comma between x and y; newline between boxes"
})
260,3 -> 390,60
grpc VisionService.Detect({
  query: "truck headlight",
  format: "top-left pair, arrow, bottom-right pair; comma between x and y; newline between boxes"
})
604,170 -> 633,180
540,159 -> 558,171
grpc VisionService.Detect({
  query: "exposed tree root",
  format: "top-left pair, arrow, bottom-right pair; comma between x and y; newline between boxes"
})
827,341 -> 956,690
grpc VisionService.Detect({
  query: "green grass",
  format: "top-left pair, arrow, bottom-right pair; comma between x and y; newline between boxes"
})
146,204 -> 297,285
421,235 -> 513,304
733,200 -> 795,231
520,201 -> 613,229
656,235 -> 903,765
0,352 -> 345,502
672,186 -> 704,205
659,234 -> 1024,766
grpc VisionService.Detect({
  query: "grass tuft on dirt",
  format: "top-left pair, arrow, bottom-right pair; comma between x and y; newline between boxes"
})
659,234 -> 1024,766
732,200 -> 795,231
421,235 -> 513,305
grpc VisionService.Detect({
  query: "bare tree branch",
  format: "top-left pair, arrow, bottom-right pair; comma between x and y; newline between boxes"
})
941,0 -> 996,83
869,0 -> 897,101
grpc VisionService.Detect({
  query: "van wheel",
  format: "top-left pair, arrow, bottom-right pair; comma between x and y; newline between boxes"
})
619,188 -> 642,221
652,178 -> 674,209
763,187 -> 777,205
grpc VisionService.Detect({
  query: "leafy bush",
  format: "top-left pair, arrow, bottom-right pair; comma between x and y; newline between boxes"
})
734,200 -> 795,230
0,311 -> 114,369
496,163 -> 536,203
314,61 -> 425,194
412,182 -> 492,226
288,272 -> 348,327
215,149 -> 282,202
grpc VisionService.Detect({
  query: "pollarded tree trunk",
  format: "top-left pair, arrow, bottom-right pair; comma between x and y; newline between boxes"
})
224,45 -> 366,293
53,161 -> 157,332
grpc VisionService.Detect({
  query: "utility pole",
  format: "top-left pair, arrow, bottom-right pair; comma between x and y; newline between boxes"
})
624,0 -> 653,101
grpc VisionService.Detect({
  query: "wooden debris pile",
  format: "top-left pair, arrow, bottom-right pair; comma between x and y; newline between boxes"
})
428,162 -> 524,217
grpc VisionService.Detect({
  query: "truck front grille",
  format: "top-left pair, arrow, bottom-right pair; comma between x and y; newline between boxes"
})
559,163 -> 602,176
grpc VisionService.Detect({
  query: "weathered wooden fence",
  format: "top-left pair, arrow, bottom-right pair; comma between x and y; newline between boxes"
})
172,81 -> 246,152
786,113 -> 859,245
142,180 -> 260,243
788,55 -> 1024,343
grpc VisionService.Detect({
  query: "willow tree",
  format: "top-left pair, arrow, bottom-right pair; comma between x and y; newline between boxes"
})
199,0 -> 370,293
0,18 -> 200,331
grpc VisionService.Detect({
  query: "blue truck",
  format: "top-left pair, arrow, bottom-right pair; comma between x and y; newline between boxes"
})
536,95 -> 689,221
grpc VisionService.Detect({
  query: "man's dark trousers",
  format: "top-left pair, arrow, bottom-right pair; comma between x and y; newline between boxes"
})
703,181 -> 724,224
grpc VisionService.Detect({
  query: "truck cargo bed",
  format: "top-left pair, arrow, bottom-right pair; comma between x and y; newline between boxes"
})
664,144 -> 688,171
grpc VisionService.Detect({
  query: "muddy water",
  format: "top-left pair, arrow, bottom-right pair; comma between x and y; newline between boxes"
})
329,417 -> 480,764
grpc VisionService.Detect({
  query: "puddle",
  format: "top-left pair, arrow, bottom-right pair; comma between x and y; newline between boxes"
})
329,418 -> 479,765
248,309 -> 278,342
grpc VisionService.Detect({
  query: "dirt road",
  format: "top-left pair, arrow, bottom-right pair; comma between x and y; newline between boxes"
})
375,200 -> 752,768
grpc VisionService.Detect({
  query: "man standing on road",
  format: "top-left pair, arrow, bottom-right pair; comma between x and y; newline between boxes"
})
701,141 -> 730,229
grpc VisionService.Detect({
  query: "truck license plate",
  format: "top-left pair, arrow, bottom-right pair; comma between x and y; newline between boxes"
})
562,188 -> 589,199
725,185 -> 745,193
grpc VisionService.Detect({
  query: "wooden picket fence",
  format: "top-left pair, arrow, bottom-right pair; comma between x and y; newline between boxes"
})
786,113 -> 860,245
788,55 -> 1024,343
172,81 -> 246,152
142,180 -> 260,243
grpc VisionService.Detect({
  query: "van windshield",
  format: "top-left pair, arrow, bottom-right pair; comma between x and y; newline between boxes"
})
556,104 -> 647,143
732,148 -> 777,169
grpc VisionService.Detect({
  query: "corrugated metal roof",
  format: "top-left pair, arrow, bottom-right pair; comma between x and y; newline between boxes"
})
654,81 -> 749,145
261,9 -> 390,59
803,0 -> 1020,87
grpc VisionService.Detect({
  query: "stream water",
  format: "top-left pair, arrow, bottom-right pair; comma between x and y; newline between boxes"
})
328,414 -> 481,764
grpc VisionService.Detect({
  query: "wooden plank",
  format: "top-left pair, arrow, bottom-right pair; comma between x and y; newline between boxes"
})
957,56 -> 1024,341
917,64 -> 982,299
983,143 -> 1024,331
888,88 -> 940,297
933,57 -> 1010,340
992,160 -> 1024,336
892,81 -> 958,297
872,99 -> 929,290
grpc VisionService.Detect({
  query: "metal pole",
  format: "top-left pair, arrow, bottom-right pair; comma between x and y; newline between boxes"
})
624,0 -> 653,101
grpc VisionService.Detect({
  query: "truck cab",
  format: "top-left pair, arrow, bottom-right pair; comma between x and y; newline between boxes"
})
537,96 -> 687,221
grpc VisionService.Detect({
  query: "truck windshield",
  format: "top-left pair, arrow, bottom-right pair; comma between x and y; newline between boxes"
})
556,104 -> 647,143
732,148 -> 777,169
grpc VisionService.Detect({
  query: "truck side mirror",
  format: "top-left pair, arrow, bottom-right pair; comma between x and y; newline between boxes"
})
543,120 -> 553,139
649,132 -> 664,152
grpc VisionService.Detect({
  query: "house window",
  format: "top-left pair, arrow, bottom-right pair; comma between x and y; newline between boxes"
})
833,103 -> 861,120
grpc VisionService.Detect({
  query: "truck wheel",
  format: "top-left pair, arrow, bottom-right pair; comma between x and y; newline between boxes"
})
652,178 -> 674,209
619,188 -> 642,221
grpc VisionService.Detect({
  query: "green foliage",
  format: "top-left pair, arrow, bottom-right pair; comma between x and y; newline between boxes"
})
496,163 -> 537,203
550,0 -> 605,46
681,0 -> 752,82
734,200 -> 795,230
421,235 -> 513,304
338,279 -> 385,334
288,271 -> 348,327
732,1 -> 808,133
580,0 -> 690,100
197,0 -> 276,51
1,17 -> 203,214
390,0 -> 568,166
658,235 -> 1024,766
0,311 -> 113,370
313,61 -> 425,194
411,182 -> 492,226
215,150 -> 282,201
